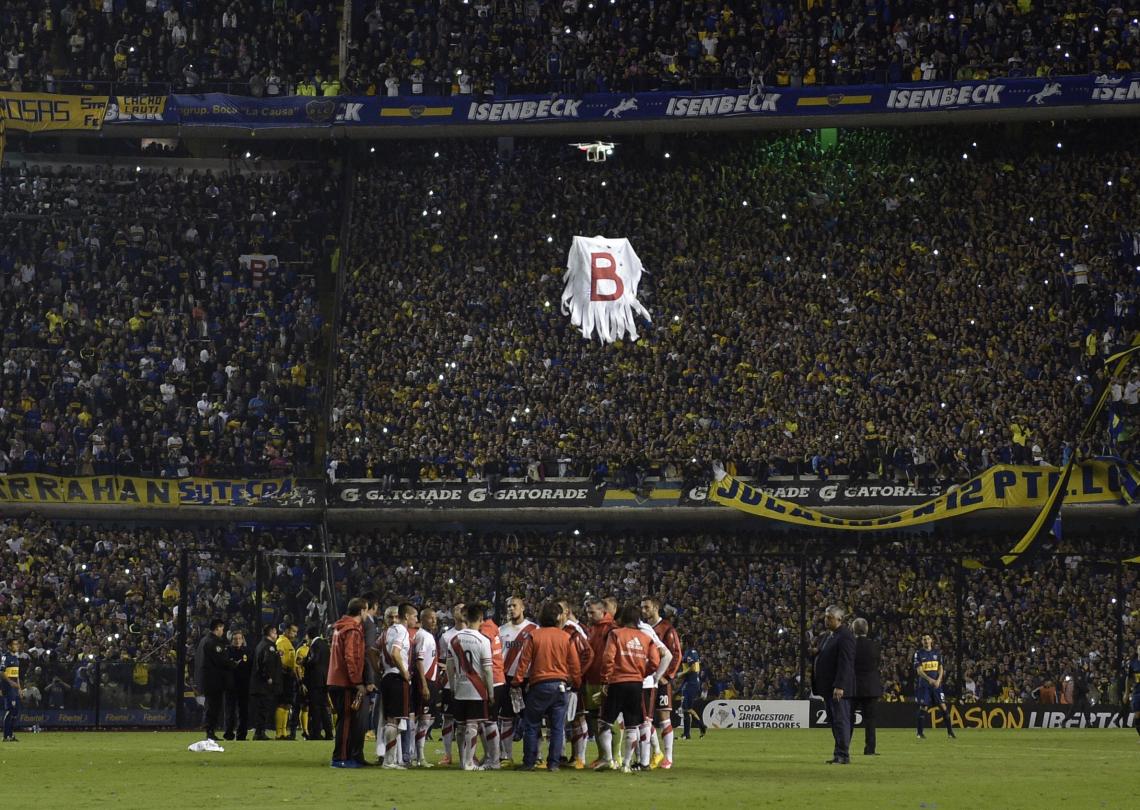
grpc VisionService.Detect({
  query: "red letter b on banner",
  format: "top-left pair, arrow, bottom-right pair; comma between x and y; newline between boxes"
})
590,252 -> 624,301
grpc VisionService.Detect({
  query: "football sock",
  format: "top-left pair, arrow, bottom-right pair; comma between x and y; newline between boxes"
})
624,727 -> 638,767
573,717 -> 588,763
442,718 -> 454,757
416,714 -> 431,761
483,720 -> 500,763
916,709 -> 925,735
598,722 -> 613,762
383,723 -> 399,764
275,707 -> 288,737
661,720 -> 674,761
463,722 -> 479,769
639,721 -> 652,766
401,720 -> 415,763
500,718 -> 514,759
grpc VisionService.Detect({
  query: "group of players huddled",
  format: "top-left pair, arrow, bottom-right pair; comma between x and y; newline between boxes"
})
325,594 -> 692,772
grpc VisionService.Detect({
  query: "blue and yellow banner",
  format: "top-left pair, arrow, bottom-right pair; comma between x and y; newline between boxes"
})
88,74 -> 1140,131
708,461 -> 1135,531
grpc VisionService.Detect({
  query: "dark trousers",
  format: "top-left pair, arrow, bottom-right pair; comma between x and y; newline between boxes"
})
852,696 -> 878,754
522,681 -> 567,768
681,693 -> 706,738
204,689 -> 225,738
2,691 -> 18,738
251,692 -> 275,736
826,696 -> 852,761
307,687 -> 333,740
330,686 -> 364,764
224,687 -> 249,738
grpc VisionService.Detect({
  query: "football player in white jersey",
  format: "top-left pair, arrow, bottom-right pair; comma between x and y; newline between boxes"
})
634,615 -> 673,769
380,603 -> 415,769
410,607 -> 440,767
497,596 -> 537,765
438,602 -> 465,766
446,603 -> 496,771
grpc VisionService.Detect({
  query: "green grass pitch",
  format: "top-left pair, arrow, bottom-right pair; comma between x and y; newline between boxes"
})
2,728 -> 1134,809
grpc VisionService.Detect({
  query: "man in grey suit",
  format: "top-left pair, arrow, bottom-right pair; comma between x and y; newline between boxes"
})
851,617 -> 882,756
813,605 -> 855,764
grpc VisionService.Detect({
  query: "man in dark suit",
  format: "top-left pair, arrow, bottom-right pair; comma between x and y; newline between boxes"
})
813,605 -> 855,764
224,630 -> 251,741
303,625 -> 333,741
250,625 -> 281,740
194,619 -> 235,741
851,617 -> 882,756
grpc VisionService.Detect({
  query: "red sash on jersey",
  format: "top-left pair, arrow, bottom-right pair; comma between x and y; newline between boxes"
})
503,623 -> 535,675
451,636 -> 490,702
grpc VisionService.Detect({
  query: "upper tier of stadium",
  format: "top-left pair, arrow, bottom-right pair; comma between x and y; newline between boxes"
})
3,123 -> 1138,481
0,163 -> 341,478
329,125 -> 1138,482
0,1 -> 1134,96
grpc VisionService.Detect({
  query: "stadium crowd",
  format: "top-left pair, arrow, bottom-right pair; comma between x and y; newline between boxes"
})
0,0 -> 341,95
0,162 -> 339,478
331,125 -> 1140,484
2,518 -> 1136,716
1,2 -> 1137,96
346,0 -> 1140,98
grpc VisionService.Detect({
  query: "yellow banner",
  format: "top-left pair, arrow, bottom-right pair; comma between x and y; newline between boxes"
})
708,461 -> 1133,531
0,475 -> 310,507
0,92 -> 107,132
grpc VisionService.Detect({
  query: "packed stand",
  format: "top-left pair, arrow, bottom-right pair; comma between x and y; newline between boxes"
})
3,520 -> 1139,710
0,516 -> 322,713
0,163 -> 339,478
344,0 -> 1140,98
0,0 -> 340,95
332,124 -> 1140,485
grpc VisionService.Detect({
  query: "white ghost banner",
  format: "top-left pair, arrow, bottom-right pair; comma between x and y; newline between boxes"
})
561,235 -> 651,343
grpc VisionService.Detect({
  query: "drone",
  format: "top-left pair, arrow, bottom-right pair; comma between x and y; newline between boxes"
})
571,141 -> 616,162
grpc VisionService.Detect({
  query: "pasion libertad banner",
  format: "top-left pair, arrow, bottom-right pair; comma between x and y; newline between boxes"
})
808,700 -> 1135,730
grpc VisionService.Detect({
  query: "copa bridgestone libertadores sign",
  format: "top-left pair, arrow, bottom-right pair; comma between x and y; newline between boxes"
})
702,700 -> 810,729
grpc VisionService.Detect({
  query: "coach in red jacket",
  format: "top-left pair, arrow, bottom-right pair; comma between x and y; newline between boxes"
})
327,597 -> 368,768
